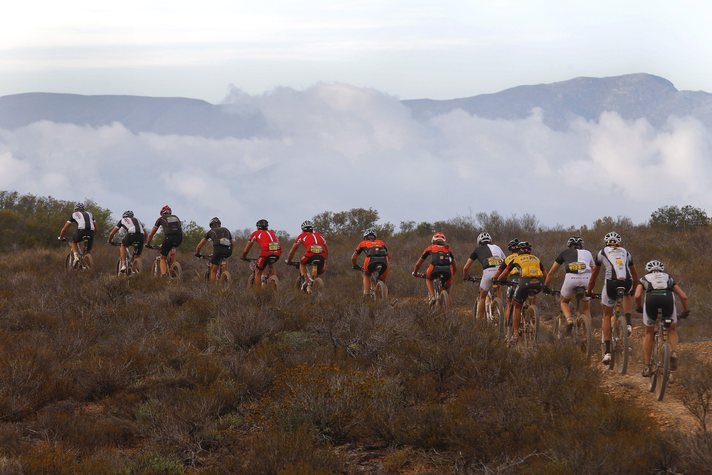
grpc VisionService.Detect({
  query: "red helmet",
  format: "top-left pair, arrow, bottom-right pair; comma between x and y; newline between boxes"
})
160,205 -> 172,216
431,232 -> 446,244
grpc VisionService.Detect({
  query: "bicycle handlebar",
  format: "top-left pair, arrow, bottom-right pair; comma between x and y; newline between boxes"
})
465,275 -> 481,283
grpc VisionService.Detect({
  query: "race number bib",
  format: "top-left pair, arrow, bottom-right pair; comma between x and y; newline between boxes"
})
268,242 -> 281,252
487,257 -> 503,266
219,238 -> 232,247
568,262 -> 586,272
310,245 -> 323,254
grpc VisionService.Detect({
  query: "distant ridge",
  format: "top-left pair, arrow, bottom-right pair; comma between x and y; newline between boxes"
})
2,73 -> 712,137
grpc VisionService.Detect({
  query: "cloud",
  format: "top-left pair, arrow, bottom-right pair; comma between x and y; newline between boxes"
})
1,83 -> 711,232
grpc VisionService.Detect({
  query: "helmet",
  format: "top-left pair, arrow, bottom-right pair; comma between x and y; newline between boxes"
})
363,228 -> 376,239
432,232 -> 446,244
567,236 -> 584,249
507,238 -> 520,252
301,220 -> 314,232
122,210 -> 134,218
74,202 -> 85,211
256,219 -> 269,230
209,217 -> 221,228
160,205 -> 172,216
477,232 -> 492,245
645,260 -> 665,272
604,231 -> 622,246
517,241 -> 532,253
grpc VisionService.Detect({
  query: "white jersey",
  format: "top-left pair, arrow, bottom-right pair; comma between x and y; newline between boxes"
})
640,272 -> 675,292
69,211 -> 95,231
116,217 -> 144,235
595,246 -> 633,280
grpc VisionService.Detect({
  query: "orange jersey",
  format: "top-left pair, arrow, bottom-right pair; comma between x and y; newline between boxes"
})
354,239 -> 388,257
420,244 -> 455,266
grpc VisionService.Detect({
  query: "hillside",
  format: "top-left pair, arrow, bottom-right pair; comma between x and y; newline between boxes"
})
0,220 -> 710,473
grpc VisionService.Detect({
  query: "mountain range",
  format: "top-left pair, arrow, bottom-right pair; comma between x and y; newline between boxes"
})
1,73 -> 711,137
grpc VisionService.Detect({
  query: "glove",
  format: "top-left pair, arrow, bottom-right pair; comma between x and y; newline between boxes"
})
679,310 -> 690,319
57,236 -> 63,241
194,252 -> 201,258
412,271 -> 419,277
636,306 -> 643,314
585,290 -> 595,298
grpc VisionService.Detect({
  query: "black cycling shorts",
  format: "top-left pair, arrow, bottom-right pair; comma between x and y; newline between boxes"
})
211,245 -> 232,266
72,229 -> 95,252
366,257 -> 388,276
302,255 -> 326,275
605,278 -> 633,299
160,234 -> 183,257
122,233 -> 144,256
645,290 -> 674,320
507,275 -> 521,299
513,277 -> 543,304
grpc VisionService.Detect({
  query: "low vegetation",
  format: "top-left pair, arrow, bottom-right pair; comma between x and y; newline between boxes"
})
0,191 -> 710,473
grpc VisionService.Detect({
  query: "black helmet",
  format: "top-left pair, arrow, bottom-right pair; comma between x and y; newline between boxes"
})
301,220 -> 314,232
507,238 -> 520,252
74,202 -> 85,212
517,241 -> 532,253
567,236 -> 583,249
122,210 -> 134,218
256,219 -> 269,230
209,217 -> 221,228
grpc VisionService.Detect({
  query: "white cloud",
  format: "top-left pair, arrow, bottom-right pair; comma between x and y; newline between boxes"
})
1,83 -> 711,232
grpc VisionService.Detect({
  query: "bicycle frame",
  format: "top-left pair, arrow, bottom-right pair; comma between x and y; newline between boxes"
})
608,286 -> 630,374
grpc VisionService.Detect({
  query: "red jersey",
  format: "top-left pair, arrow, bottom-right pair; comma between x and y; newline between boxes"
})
296,231 -> 328,257
421,244 -> 455,266
249,229 -> 281,257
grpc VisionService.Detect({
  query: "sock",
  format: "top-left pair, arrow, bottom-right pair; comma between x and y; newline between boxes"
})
605,341 -> 611,353
625,313 -> 632,326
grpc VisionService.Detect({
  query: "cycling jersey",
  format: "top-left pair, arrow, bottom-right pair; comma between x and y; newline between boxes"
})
505,254 -> 545,278
640,272 -> 677,325
595,246 -> 633,280
421,244 -> 454,267
555,248 -> 594,274
355,239 -> 389,279
69,211 -> 95,231
501,253 -> 520,277
469,244 -> 505,269
115,217 -> 144,235
249,229 -> 281,257
206,227 -> 233,249
296,231 -> 327,258
154,214 -> 183,236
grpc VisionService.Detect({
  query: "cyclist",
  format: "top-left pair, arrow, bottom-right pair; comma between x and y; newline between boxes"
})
195,217 -> 234,282
412,232 -> 457,305
586,231 -> 639,366
286,220 -> 328,285
107,210 -> 147,273
493,241 -> 547,344
58,202 -> 97,267
145,205 -> 183,277
462,232 -> 506,320
242,219 -> 281,287
543,236 -> 595,334
501,238 -> 521,324
634,260 -> 690,377
351,228 -> 389,296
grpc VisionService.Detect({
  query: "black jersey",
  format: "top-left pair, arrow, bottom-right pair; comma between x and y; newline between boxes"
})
154,214 -> 182,236
554,248 -> 594,274
205,227 -> 233,248
469,244 -> 505,269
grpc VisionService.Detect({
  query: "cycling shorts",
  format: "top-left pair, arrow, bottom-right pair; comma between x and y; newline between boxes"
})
160,234 -> 183,257
211,245 -> 232,266
506,275 -> 521,299
363,256 -> 388,280
601,278 -> 632,307
121,233 -> 144,256
426,264 -> 453,289
560,273 -> 591,300
72,229 -> 95,252
256,254 -> 280,271
479,267 -> 498,292
643,291 -> 676,326
513,277 -> 543,304
301,254 -> 326,275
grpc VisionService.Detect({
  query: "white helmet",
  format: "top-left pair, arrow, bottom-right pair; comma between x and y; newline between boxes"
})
645,260 -> 665,272
477,232 -> 492,245
603,231 -> 622,246
301,220 -> 314,232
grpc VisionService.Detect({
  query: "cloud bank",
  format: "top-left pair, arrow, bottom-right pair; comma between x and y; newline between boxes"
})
1,83 -> 710,233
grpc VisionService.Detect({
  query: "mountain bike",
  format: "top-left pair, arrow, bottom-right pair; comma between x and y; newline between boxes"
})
146,244 -> 182,279
109,241 -> 142,276
467,276 -> 505,339
413,272 -> 450,311
287,260 -> 323,296
648,309 -> 675,401
606,286 -> 630,374
498,280 -> 540,346
244,256 -> 279,290
354,264 -> 388,301
548,287 -> 597,361
60,237 -> 93,271
196,254 -> 231,286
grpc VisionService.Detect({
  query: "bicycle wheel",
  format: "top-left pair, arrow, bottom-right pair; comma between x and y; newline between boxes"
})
490,297 -> 505,340
649,337 -> 660,393
619,315 -> 629,375
266,275 -> 279,290
655,342 -> 671,401
132,258 -> 141,274
438,290 -> 449,311
169,262 -> 182,279
116,258 -> 123,276
525,304 -> 539,344
152,258 -> 161,277
65,253 -> 74,271
375,281 -> 388,300
81,254 -> 93,271
554,313 -> 564,340
578,313 -> 593,361
311,278 -> 324,297
219,270 -> 231,287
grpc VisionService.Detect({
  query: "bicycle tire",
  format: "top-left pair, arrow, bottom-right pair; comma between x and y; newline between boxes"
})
169,262 -> 182,279
491,297 -> 505,340
376,281 -> 388,300
529,304 -> 540,344
152,258 -> 161,277
219,271 -> 231,287
649,344 -> 659,393
438,289 -> 449,311
656,343 -> 671,401
312,278 -> 324,297
580,313 -> 593,361
554,313 -> 564,340
619,315 -> 629,375
609,316 -> 619,371
266,275 -> 279,290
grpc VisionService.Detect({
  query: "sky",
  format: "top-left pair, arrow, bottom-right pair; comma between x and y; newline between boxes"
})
1,1 -> 711,232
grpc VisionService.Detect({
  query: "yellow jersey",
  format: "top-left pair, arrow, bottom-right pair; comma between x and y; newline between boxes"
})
507,253 -> 544,278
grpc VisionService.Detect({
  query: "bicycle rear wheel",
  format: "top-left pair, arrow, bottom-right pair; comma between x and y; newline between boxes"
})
655,343 -> 671,401
169,262 -> 182,279
438,290 -> 449,311
619,316 -> 629,375
577,313 -> 593,361
375,281 -> 388,300
491,297 -> 505,340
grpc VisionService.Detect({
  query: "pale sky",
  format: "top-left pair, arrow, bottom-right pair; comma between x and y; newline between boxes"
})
1,0 -> 711,102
